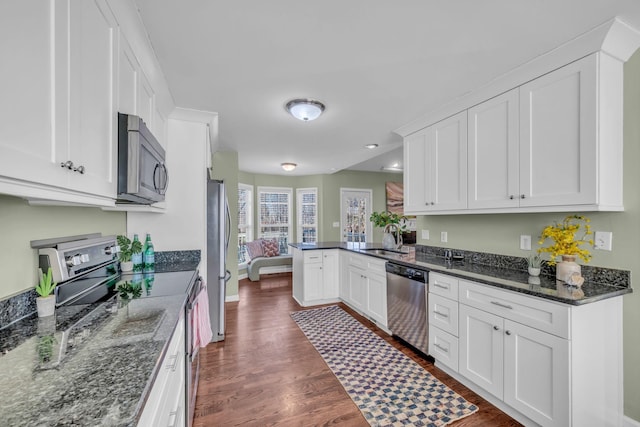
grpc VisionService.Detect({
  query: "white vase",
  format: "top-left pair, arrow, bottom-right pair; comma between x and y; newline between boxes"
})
556,255 -> 581,283
120,261 -> 134,272
382,233 -> 396,250
36,295 -> 56,317
528,267 -> 541,277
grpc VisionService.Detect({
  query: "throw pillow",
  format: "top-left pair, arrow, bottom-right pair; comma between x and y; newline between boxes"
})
245,239 -> 264,260
261,238 -> 280,257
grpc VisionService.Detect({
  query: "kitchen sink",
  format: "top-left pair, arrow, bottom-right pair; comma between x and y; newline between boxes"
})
360,248 -> 409,257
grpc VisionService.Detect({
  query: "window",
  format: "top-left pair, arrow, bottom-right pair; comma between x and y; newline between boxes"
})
238,184 -> 253,265
297,188 -> 318,243
258,187 -> 292,254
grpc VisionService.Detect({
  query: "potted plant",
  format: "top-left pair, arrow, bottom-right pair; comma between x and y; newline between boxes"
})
538,214 -> 593,283
369,211 -> 407,250
527,254 -> 542,277
117,235 -> 142,272
35,267 -> 56,317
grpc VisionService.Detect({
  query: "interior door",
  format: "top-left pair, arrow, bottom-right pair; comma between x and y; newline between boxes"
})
340,188 -> 372,243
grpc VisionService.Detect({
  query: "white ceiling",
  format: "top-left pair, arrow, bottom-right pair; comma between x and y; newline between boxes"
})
134,0 -> 640,176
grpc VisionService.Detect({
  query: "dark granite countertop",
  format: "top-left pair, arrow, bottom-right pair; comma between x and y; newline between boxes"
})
289,242 -> 631,306
0,264 -> 198,426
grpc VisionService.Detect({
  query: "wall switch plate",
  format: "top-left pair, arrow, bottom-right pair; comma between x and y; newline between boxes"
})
422,230 -> 429,240
594,231 -> 613,251
520,235 -> 532,251
440,231 -> 448,243
332,221 -> 340,228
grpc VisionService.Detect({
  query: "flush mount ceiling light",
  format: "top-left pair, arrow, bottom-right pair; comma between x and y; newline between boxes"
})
285,99 -> 325,121
281,162 -> 297,172
364,144 -> 379,149
381,162 -> 403,173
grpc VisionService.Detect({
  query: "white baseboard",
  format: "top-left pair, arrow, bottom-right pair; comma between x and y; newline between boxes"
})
237,272 -> 248,280
225,294 -> 239,302
625,415 -> 640,427
259,265 -> 292,275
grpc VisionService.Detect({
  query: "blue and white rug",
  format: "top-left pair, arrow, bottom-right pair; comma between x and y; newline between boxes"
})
291,305 -> 478,427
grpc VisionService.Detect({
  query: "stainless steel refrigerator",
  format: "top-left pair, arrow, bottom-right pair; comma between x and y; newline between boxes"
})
207,177 -> 231,342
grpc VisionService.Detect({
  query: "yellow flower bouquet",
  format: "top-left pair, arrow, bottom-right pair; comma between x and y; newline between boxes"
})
537,215 -> 593,266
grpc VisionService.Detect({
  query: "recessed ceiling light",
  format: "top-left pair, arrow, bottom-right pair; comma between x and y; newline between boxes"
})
381,165 -> 403,172
281,162 -> 297,172
364,144 -> 379,149
285,99 -> 325,121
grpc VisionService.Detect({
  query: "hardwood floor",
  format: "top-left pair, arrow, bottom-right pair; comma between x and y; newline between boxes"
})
194,273 -> 522,426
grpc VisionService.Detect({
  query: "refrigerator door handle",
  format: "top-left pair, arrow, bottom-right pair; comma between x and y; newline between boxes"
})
224,200 -> 231,253
223,269 -> 231,283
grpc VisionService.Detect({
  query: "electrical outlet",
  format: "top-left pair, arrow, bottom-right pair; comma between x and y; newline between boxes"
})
594,231 -> 613,251
440,231 -> 448,243
332,222 -> 340,228
421,230 -> 430,240
520,235 -> 531,251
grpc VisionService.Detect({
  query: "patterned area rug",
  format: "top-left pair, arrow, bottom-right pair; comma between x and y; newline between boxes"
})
291,305 -> 478,427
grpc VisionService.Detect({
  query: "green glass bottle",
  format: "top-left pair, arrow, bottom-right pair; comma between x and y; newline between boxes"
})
132,234 -> 143,272
143,233 -> 155,273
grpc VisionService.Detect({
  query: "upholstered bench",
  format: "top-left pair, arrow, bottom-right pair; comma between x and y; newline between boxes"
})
247,254 -> 293,281
245,238 -> 293,281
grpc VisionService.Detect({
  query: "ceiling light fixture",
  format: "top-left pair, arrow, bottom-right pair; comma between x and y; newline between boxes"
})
381,163 -> 403,172
285,99 -> 325,121
281,162 -> 297,172
364,144 -> 379,149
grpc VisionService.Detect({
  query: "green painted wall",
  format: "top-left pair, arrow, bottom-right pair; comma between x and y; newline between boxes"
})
415,50 -> 640,421
211,151 -> 240,298
0,195 -> 125,298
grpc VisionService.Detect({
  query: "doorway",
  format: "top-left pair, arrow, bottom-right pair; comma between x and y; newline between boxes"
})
340,188 -> 372,243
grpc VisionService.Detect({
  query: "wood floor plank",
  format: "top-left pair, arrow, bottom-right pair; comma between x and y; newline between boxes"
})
194,273 -> 522,426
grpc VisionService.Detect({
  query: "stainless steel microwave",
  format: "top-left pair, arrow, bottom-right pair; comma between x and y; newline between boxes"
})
117,113 -> 168,204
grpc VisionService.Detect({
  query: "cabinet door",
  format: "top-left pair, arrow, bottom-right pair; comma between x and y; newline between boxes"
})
347,266 -> 367,312
366,271 -> 387,327
66,0 -> 117,197
431,111 -> 468,211
403,128 -> 432,213
138,69 -> 155,129
519,55 -> 597,207
339,251 -> 351,303
468,89 -> 520,209
117,32 -> 138,116
503,320 -> 570,427
321,250 -> 340,299
303,263 -> 323,302
0,2 -> 67,188
459,304 -> 504,399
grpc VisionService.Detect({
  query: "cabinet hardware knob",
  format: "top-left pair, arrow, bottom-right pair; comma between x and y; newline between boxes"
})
505,330 -> 512,336
431,202 -> 435,205
509,195 -> 514,200
433,283 -> 448,289
434,311 -> 449,318
493,325 -> 500,331
434,343 -> 449,353
74,165 -> 85,174
520,194 -> 526,199
60,160 -> 74,170
490,301 -> 513,310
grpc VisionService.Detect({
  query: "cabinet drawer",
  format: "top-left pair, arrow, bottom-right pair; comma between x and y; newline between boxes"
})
348,254 -> 368,269
304,251 -> 323,264
429,294 -> 459,336
366,258 -> 387,276
429,272 -> 459,300
459,280 -> 569,339
429,326 -> 459,372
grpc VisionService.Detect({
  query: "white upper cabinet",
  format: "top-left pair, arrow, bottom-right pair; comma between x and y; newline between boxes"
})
468,89 -> 520,209
0,2 -> 67,190
117,33 -> 138,116
62,0 -> 118,198
138,70 -> 155,132
404,111 -> 467,214
519,55 -> 598,208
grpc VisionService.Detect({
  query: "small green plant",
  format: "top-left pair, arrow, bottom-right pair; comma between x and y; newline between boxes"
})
36,267 -> 56,297
528,253 -> 543,269
369,211 -> 407,231
117,235 -> 143,263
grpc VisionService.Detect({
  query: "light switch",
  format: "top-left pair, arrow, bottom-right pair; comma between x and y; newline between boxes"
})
594,231 -> 613,251
520,235 -> 531,251
332,222 -> 340,228
421,230 -> 430,240
440,231 -> 448,243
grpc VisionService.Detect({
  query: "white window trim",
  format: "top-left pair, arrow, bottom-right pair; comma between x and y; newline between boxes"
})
296,187 -> 319,243
257,186 -> 293,254
238,183 -> 253,268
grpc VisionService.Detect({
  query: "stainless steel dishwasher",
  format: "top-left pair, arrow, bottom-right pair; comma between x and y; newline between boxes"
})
386,262 -> 429,355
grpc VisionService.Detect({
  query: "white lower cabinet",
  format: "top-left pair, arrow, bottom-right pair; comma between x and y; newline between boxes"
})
430,273 -> 622,427
138,315 -> 186,427
340,253 -> 388,330
292,248 -> 340,306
